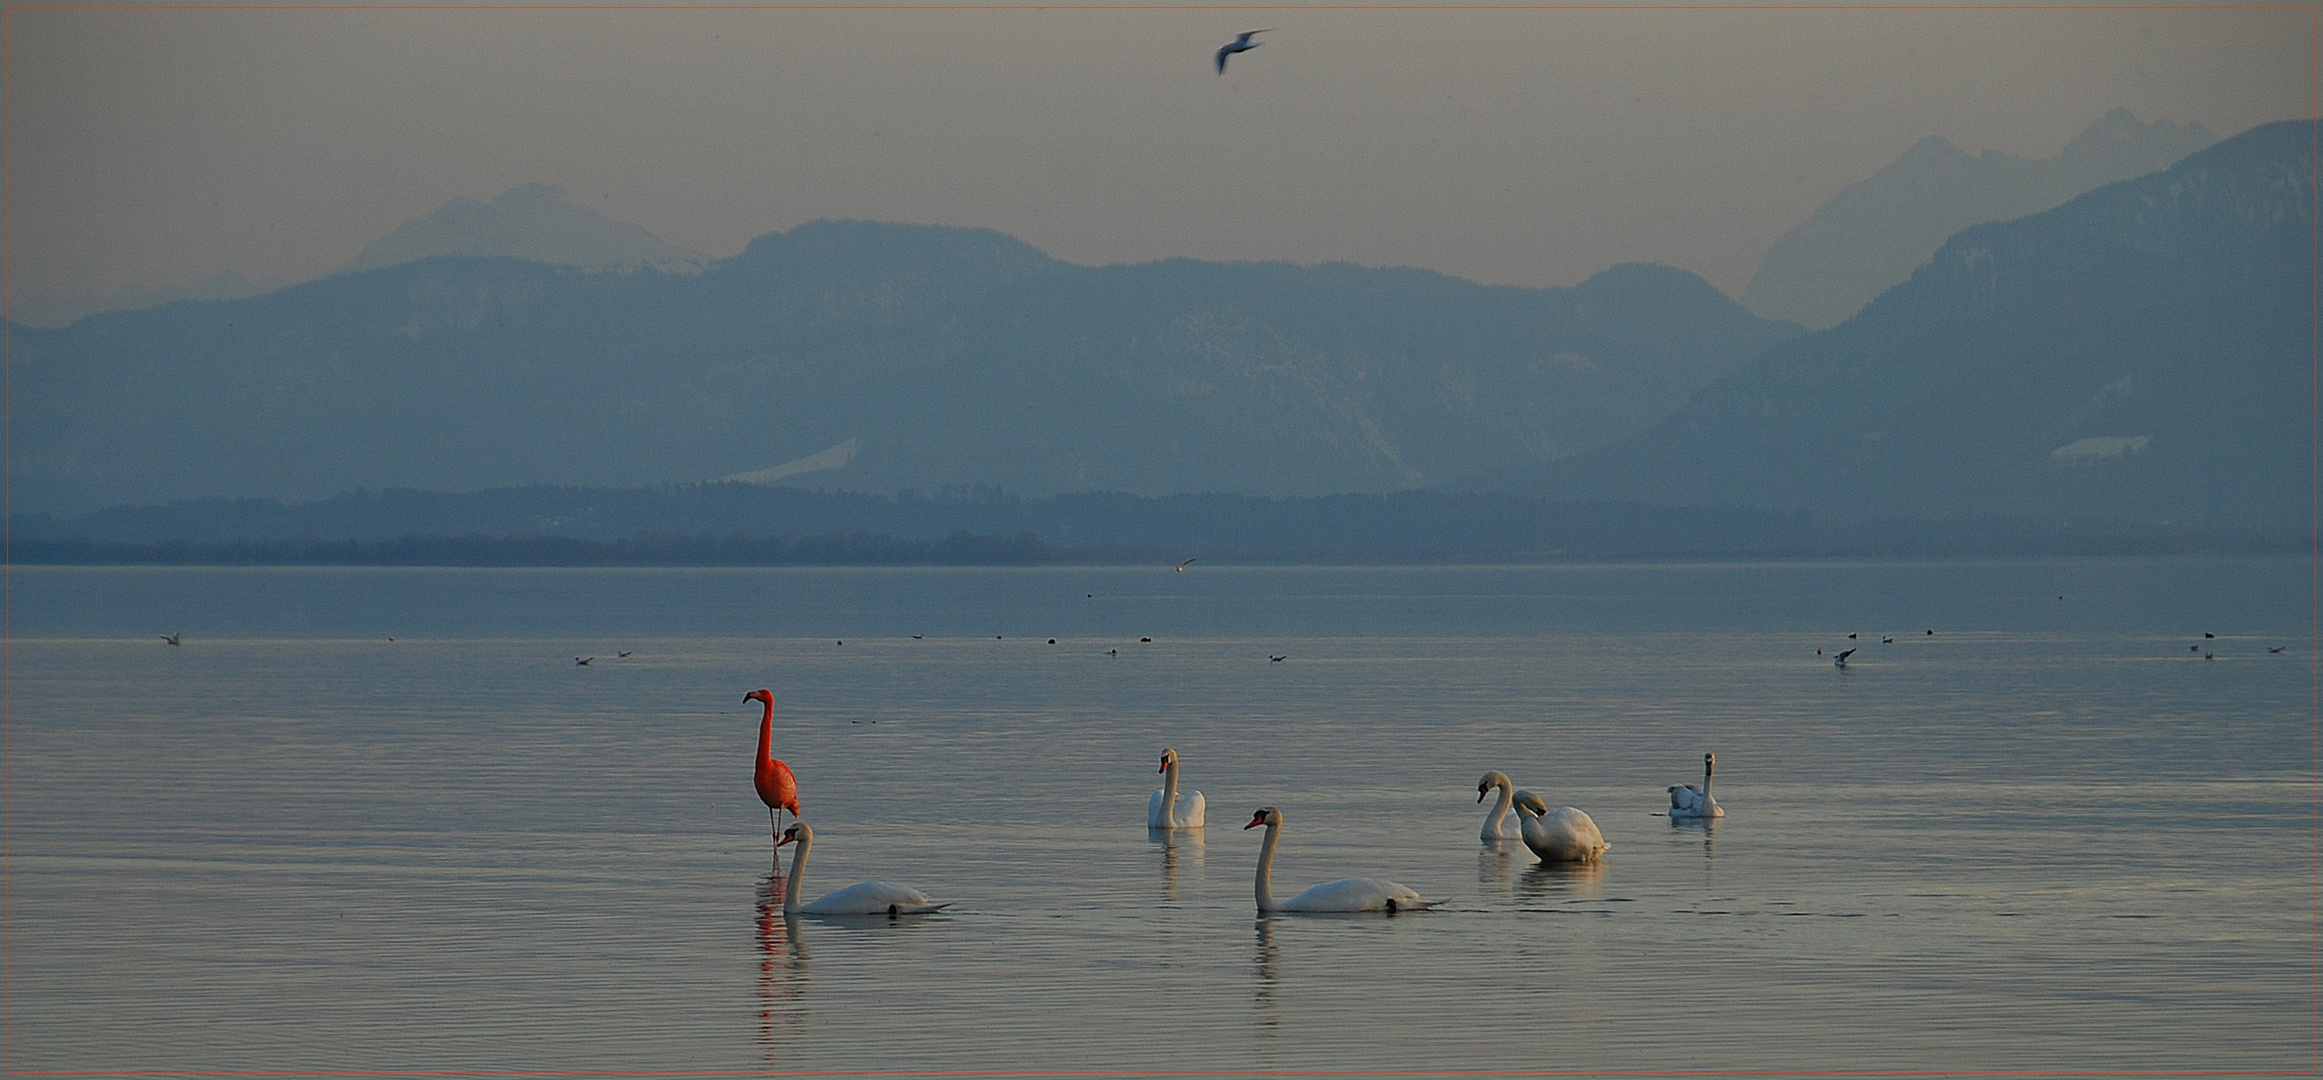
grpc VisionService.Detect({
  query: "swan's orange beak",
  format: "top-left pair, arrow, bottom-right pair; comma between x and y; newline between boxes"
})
1244,812 -> 1266,830
1159,760 -> 1168,774
1476,787 -> 1488,803
776,829 -> 798,847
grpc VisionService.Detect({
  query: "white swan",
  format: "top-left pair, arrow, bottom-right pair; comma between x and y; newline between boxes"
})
778,823 -> 950,916
1511,790 -> 1609,863
1667,752 -> 1725,819
1476,771 -> 1521,842
1148,748 -> 1207,828
1244,806 -> 1439,913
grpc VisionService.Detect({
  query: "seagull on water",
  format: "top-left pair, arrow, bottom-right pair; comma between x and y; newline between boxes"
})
576,656 -> 593,666
1215,29 -> 1268,73
158,633 -> 181,646
1834,648 -> 1854,669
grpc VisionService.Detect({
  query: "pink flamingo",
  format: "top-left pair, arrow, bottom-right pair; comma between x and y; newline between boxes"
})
744,689 -> 803,850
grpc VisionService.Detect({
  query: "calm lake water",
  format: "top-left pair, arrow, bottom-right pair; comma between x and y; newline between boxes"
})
8,558 -> 2312,1075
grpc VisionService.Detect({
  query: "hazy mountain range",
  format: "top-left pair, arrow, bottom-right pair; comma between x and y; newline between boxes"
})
1467,118 -> 2312,529
10,184 -> 707,328
9,114 -> 2304,544
1741,109 -> 2217,329
10,226 -> 1799,516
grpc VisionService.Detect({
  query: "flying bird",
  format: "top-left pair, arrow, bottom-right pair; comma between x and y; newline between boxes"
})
618,650 -> 633,658
1177,558 -> 1198,572
575,656 -> 593,666
1834,649 -> 1855,669
2270,646 -> 2287,654
1215,29 -> 1267,74
158,633 -> 181,646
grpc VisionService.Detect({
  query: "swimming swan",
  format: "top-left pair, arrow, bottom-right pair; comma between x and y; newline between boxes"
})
1476,771 -> 1522,842
1512,790 -> 1609,863
1667,753 -> 1724,819
1148,748 -> 1207,828
778,823 -> 950,916
1244,806 -> 1439,913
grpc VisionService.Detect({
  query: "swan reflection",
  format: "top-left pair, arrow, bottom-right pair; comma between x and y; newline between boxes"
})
754,870 -> 811,1056
1252,917 -> 1282,1032
1517,858 -> 1607,902
1152,825 -> 1205,904
1477,842 -> 1517,899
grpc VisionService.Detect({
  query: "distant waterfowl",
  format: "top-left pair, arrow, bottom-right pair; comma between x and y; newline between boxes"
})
2270,646 -> 2287,654
1834,649 -> 1854,668
158,633 -> 181,646
1214,30 -> 1267,73
1244,806 -> 1437,913
745,689 -> 804,850
618,650 -> 633,658
2205,632 -> 2216,639
1149,748 -> 1207,829
1847,633 -> 1857,640
1667,753 -> 1724,819
779,823 -> 948,916
1511,791 -> 1609,863
1177,558 -> 1198,572
1141,637 -> 1153,643
1882,637 -> 1894,644
1476,771 -> 1521,842
576,656 -> 593,666
912,635 -> 924,640
1269,655 -> 1287,662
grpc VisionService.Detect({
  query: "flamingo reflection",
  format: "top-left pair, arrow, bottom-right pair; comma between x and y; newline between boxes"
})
754,870 -> 811,1056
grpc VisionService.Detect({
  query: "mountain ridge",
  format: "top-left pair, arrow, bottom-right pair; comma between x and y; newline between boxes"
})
1464,118 -> 2313,529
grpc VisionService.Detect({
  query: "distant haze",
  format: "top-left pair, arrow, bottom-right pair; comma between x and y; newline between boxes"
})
9,8 -> 2306,312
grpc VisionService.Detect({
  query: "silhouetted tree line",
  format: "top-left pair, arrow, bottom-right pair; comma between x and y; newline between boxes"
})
7,483 -> 2302,565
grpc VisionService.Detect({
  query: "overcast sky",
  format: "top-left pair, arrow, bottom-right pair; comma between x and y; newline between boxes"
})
8,6 -> 2310,308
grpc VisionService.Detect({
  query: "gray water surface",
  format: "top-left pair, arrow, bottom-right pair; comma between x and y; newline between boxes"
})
8,559 -> 2310,1074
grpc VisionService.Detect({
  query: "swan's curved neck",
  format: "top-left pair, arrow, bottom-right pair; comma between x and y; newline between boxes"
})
1485,780 -> 1513,832
782,834 -> 809,915
1254,822 -> 1279,911
1703,761 -> 1714,796
1161,760 -> 1181,817
756,698 -> 776,766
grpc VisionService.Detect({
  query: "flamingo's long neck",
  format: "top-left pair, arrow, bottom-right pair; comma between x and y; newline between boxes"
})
1161,760 -> 1181,824
1254,821 -> 1279,912
782,834 -> 809,915
756,698 -> 776,768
